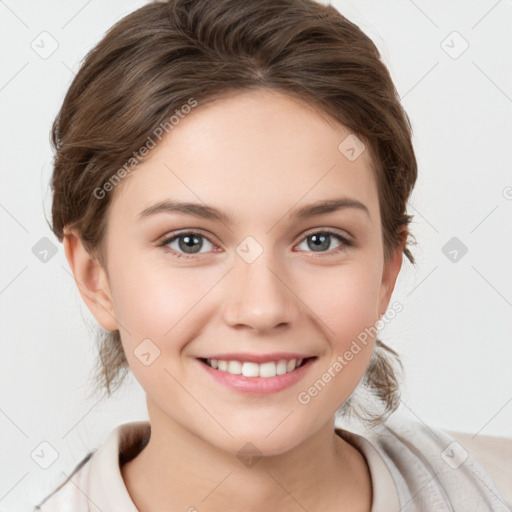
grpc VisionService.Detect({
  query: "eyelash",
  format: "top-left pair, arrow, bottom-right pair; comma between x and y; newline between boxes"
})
158,228 -> 353,260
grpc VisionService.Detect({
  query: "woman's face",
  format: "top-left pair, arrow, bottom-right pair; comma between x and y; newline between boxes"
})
80,89 -> 402,455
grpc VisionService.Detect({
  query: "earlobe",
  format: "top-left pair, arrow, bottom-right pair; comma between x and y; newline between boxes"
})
63,228 -> 119,331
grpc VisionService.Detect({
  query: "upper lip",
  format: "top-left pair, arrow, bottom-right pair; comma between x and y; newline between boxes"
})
199,353 -> 315,364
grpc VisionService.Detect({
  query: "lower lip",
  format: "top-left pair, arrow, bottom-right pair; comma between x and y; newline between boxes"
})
197,358 -> 315,395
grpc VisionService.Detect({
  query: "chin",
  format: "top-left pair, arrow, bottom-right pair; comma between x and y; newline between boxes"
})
207,422 -> 313,459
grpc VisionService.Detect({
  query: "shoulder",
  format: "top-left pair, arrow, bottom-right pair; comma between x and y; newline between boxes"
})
444,429 -> 512,507
32,421 -> 149,511
33,451 -> 94,512
348,413 -> 512,511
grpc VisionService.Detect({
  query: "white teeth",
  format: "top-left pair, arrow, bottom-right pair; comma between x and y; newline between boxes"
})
286,359 -> 297,372
276,360 -> 287,375
228,360 -> 242,374
242,362 -> 259,377
205,357 -> 305,377
259,361 -> 277,378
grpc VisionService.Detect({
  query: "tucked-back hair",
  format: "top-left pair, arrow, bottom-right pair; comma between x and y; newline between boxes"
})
49,0 -> 417,424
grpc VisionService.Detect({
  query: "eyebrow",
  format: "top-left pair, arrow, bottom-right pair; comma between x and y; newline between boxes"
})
137,197 -> 370,224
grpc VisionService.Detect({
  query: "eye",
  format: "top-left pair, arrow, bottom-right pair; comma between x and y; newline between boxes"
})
296,229 -> 352,254
159,231 -> 216,258
159,228 -> 352,259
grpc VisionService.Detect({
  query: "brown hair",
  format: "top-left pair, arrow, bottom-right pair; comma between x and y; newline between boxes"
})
49,0 -> 417,424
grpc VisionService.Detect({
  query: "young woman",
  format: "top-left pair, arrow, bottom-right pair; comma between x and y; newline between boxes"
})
34,0 -> 510,510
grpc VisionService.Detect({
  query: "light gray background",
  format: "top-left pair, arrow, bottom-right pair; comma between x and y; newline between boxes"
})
1,0 -> 511,510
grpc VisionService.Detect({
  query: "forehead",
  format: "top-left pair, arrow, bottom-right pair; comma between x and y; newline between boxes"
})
109,89 -> 379,224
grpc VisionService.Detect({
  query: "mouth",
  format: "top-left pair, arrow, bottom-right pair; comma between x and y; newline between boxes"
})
198,357 -> 314,378
196,354 -> 317,394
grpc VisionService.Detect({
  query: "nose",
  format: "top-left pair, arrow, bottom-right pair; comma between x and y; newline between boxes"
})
221,250 -> 300,333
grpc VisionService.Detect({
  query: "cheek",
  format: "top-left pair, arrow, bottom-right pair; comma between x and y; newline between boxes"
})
331,278 -> 381,347
299,261 -> 382,401
306,259 -> 383,341
296,280 -> 379,417
108,263 -> 217,395
108,260 -> 217,354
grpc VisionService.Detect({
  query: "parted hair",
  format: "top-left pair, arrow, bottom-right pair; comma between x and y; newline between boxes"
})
49,0 -> 417,425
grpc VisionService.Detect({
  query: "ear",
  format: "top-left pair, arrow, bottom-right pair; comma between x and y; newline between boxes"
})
63,228 -> 119,331
378,231 -> 406,317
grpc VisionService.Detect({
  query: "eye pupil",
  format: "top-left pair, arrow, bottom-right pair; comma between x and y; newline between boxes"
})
308,233 -> 330,252
179,234 -> 202,253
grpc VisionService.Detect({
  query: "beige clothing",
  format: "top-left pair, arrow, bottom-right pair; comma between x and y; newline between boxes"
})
33,414 -> 510,511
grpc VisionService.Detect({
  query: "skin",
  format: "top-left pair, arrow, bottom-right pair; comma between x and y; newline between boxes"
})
63,89 -> 404,511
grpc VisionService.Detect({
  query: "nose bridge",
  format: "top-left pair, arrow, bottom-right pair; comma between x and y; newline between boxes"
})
222,240 -> 298,332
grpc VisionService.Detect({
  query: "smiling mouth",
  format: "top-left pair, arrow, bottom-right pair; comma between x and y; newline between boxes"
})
198,357 -> 315,378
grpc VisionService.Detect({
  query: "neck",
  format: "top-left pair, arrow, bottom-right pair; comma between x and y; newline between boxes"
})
121,403 -> 372,512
